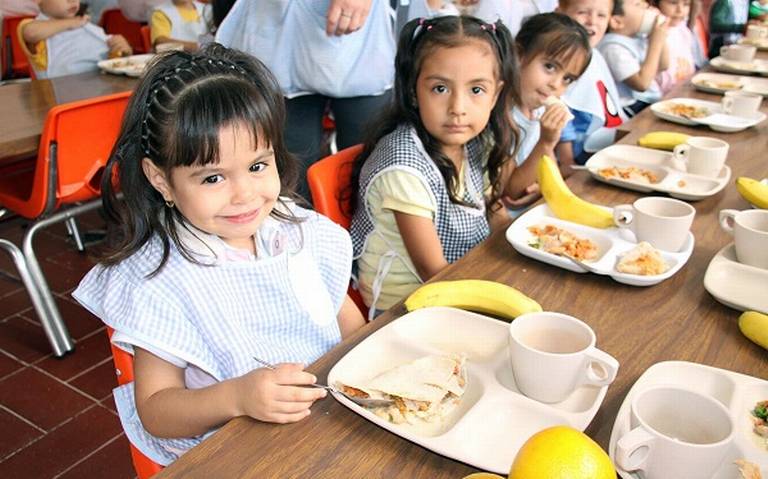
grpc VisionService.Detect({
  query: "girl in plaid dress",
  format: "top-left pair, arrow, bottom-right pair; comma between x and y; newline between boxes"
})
73,45 -> 365,465
349,16 -> 533,317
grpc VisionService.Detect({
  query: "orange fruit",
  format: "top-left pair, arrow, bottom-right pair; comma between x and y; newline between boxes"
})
508,426 -> 615,479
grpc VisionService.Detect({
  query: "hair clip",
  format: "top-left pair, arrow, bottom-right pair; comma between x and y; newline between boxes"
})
481,23 -> 497,32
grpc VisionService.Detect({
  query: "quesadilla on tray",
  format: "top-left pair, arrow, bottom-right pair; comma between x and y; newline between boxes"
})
337,354 -> 467,425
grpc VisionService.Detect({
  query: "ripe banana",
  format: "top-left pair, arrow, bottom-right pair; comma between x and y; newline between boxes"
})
736,177 -> 768,209
538,155 -> 615,229
637,131 -> 690,151
739,311 -> 768,350
404,279 -> 542,321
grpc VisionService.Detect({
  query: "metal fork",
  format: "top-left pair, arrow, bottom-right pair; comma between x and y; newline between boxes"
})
252,357 -> 393,408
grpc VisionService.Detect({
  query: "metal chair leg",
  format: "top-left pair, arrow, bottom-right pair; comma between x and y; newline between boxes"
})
65,217 -> 85,252
22,201 -> 102,357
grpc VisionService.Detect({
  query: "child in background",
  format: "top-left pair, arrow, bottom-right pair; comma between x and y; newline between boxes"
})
20,0 -> 131,79
709,0 -> 750,56
511,12 -> 591,198
652,0 -> 697,93
73,45 -> 364,465
598,0 -> 669,116
556,0 -> 626,174
150,0 -> 211,52
349,16 -> 523,316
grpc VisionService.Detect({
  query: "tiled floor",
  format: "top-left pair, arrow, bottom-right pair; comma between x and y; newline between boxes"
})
0,210 -> 136,478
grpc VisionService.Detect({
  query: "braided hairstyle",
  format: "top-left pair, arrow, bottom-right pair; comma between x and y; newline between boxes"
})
348,15 -> 521,215
100,43 -> 300,274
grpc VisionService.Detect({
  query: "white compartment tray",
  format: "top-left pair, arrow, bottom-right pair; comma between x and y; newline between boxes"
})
711,56 -> 768,76
704,243 -> 768,314
327,307 -> 609,474
651,98 -> 767,132
97,53 -> 154,77
692,72 -> 768,96
609,361 -> 768,479
583,144 -> 731,201
505,204 -> 694,287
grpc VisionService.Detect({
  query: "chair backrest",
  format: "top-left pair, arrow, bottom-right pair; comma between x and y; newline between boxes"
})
100,8 -> 146,54
140,25 -> 152,53
13,91 -> 131,219
307,144 -> 363,230
2,15 -> 34,78
694,14 -> 709,60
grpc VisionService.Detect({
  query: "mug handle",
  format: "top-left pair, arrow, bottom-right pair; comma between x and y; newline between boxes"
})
670,143 -> 690,172
722,95 -> 734,115
720,45 -> 729,57
616,426 -> 655,472
581,348 -> 619,387
719,209 -> 738,235
612,204 -> 634,229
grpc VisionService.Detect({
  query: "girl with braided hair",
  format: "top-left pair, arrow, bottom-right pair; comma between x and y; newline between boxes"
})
73,44 -> 365,465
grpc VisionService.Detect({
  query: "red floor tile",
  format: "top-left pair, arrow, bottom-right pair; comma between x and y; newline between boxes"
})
0,316 -> 51,363
0,407 -> 43,460
35,333 -> 111,383
0,351 -> 24,380
57,433 -> 135,479
21,295 -> 104,341
70,360 -> 118,401
0,289 -> 35,320
0,367 -> 94,431
100,394 -> 118,414
0,405 -> 122,478
0,276 -> 22,299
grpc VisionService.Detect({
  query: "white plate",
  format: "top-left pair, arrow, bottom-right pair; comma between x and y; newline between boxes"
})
651,98 -> 767,132
327,307 -> 610,475
691,72 -> 768,96
704,243 -> 768,314
97,53 -> 154,77
711,56 -> 768,76
505,204 -> 694,287
584,144 -> 731,201
608,361 -> 768,479
739,37 -> 768,51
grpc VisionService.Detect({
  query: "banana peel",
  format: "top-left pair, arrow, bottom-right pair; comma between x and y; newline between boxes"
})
538,155 -> 615,229
637,131 -> 690,151
739,311 -> 768,350
736,177 -> 768,209
404,279 -> 542,321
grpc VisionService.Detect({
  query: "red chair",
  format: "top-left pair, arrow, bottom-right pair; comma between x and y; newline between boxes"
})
140,25 -> 152,53
100,8 -> 146,54
694,14 -> 709,60
307,144 -> 368,316
2,15 -> 34,78
105,327 -> 164,478
0,91 -> 131,357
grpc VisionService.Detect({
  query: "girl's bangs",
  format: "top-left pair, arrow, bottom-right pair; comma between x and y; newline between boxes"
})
540,33 -> 589,68
165,77 -> 277,169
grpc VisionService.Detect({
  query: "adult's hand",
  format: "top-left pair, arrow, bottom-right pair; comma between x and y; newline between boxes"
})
327,0 -> 372,36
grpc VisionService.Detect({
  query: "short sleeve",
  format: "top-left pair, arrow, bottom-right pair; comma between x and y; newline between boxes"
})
373,169 -> 436,219
17,19 -> 47,72
149,9 -> 172,42
600,43 -> 640,82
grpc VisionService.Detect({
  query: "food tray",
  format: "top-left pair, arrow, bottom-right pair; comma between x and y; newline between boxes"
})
651,98 -> 767,132
97,53 -> 154,77
583,144 -> 731,201
327,307 -> 610,474
609,361 -> 768,478
691,72 -> 768,96
505,204 -> 694,287
704,243 -> 768,314
710,56 -> 768,76
739,37 -> 768,51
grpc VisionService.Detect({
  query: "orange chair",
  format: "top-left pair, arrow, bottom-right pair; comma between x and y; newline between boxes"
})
105,327 -> 164,478
140,25 -> 152,53
100,8 -> 146,54
694,14 -> 709,60
2,15 -> 34,78
0,91 -> 131,357
307,144 -> 368,315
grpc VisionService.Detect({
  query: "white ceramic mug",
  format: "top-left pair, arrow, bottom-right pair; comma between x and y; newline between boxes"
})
638,9 -> 659,36
671,136 -> 729,178
613,197 -> 695,252
720,44 -> 757,62
615,386 -> 735,479
722,90 -> 763,116
719,209 -> 768,268
508,312 -> 619,404
747,24 -> 768,40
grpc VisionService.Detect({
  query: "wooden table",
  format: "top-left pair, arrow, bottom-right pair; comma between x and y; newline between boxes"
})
0,71 -> 136,161
156,76 -> 768,478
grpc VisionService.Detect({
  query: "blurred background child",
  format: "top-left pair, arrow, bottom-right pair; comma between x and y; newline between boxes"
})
598,0 -> 669,116
150,0 -> 211,52
709,0 -> 750,56
556,0 -> 626,174
652,0 -> 698,93
20,0 -> 132,79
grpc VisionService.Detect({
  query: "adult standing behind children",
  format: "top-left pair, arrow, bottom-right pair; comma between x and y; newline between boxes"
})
349,16 -> 524,317
598,0 -> 669,116
709,0 -> 750,57
216,0 -> 395,203
73,44 -> 365,466
20,0 -> 132,79
150,0 -> 211,52
556,0 -> 626,174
